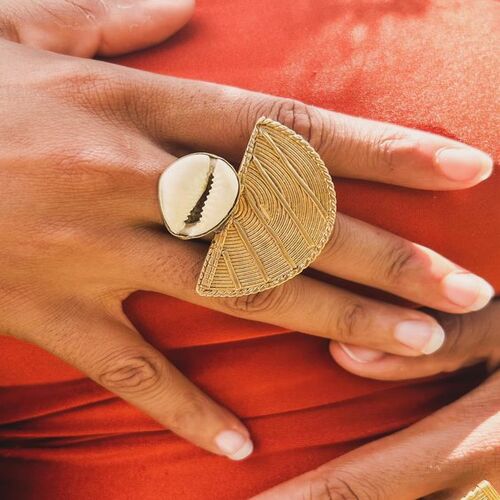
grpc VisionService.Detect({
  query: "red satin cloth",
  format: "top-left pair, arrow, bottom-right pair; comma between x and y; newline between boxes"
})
1,1 -> 498,499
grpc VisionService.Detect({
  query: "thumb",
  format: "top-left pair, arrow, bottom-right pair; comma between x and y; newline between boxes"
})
0,0 -> 195,57
253,372 -> 500,499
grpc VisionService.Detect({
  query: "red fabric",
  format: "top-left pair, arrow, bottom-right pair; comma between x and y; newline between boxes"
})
1,1 -> 498,498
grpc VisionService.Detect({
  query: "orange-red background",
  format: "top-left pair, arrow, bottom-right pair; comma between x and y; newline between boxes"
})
1,1 -> 498,498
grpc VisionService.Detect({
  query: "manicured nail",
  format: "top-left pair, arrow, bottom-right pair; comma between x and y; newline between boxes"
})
339,343 -> 385,363
394,321 -> 445,354
435,148 -> 493,182
215,430 -> 253,461
442,272 -> 494,311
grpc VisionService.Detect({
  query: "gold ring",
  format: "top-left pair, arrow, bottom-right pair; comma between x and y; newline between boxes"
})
158,117 -> 337,297
462,481 -> 500,500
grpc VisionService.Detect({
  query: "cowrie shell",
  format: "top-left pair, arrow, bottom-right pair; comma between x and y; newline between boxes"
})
159,153 -> 240,239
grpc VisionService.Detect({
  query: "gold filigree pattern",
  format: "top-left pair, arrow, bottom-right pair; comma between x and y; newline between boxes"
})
196,117 -> 337,297
462,481 -> 500,500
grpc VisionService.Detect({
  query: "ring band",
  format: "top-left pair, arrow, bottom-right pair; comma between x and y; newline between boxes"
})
158,117 -> 337,297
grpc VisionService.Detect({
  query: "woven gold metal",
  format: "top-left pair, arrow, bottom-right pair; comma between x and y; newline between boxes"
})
196,117 -> 336,297
462,481 -> 500,500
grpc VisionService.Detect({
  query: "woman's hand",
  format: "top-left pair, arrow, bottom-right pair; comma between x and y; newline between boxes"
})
0,0 -> 495,458
255,301 -> 500,499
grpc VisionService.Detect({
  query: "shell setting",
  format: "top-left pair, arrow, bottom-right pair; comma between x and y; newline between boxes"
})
159,153 -> 240,239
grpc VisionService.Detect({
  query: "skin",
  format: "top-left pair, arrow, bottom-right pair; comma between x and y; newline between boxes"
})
0,0 -> 496,463
256,301 -> 500,499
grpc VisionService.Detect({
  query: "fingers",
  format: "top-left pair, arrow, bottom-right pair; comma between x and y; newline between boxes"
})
253,372 -> 500,500
93,0 -> 195,57
2,0 -> 195,57
313,214 -> 494,314
123,197 -> 493,358
126,75 -> 493,189
35,316 -> 253,460
331,300 -> 500,381
124,229 -> 447,357
116,145 -> 491,359
120,142 -> 493,317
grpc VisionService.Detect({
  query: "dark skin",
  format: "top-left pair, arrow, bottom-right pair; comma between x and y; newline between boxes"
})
256,301 -> 499,499
0,0 -> 497,484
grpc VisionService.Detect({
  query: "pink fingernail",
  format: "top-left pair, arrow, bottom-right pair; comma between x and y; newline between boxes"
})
435,148 -> 493,182
215,430 -> 253,461
394,321 -> 445,355
339,343 -> 385,363
442,272 -> 494,311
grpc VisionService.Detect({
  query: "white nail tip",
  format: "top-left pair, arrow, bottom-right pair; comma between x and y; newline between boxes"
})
469,282 -> 495,311
478,168 -> 493,182
228,440 -> 253,461
159,153 -> 240,239
421,326 -> 445,355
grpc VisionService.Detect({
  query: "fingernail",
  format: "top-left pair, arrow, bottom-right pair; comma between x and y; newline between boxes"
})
215,430 -> 253,461
339,343 -> 385,363
435,148 -> 493,182
394,321 -> 445,354
442,272 -> 495,311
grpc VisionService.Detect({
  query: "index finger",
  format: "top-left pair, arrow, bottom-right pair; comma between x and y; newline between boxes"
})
28,316 -> 254,460
125,72 -> 493,190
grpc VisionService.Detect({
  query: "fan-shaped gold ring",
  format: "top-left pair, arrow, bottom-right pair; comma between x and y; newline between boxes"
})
158,117 -> 337,297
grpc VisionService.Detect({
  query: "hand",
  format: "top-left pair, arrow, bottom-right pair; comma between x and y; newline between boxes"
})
255,301 -> 500,499
0,0 -> 495,459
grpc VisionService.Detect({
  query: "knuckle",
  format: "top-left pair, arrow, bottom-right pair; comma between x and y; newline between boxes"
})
51,150 -> 116,196
222,283 -> 291,316
51,141 -> 147,199
373,131 -> 417,173
167,395 -> 207,433
41,60 -> 128,122
33,224 -> 87,259
273,99 -> 315,143
271,99 -> 335,156
380,241 -> 418,285
97,348 -> 164,395
46,60 -> 116,98
313,472 -> 372,500
245,96 -> 327,148
334,302 -> 367,341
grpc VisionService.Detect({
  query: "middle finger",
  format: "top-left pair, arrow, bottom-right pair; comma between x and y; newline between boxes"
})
123,228 -> 446,357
